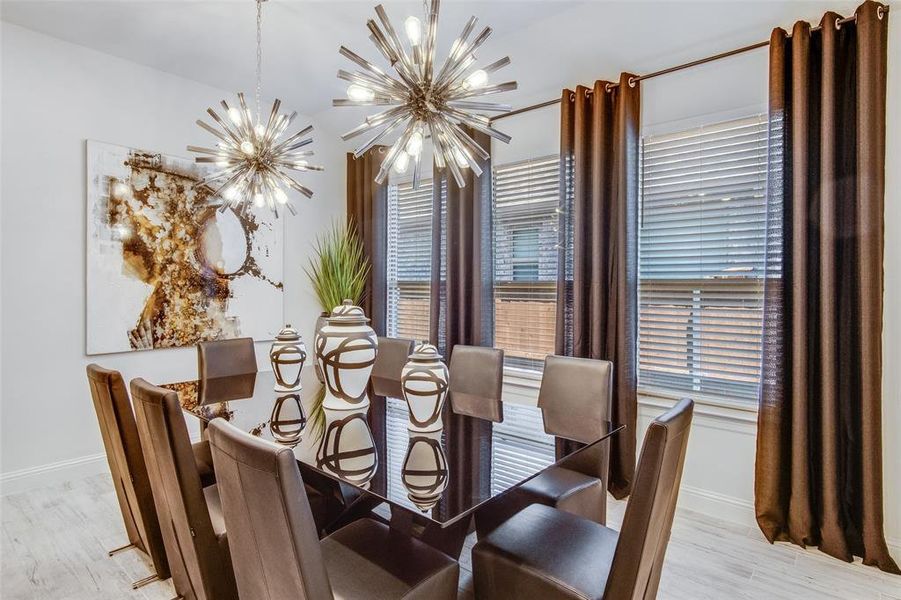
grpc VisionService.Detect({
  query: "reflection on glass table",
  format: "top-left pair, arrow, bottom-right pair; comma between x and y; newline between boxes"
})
164,368 -> 621,557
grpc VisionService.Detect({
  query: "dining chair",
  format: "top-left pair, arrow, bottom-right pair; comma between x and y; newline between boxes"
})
472,398 -> 694,600
207,418 -> 460,600
131,378 -> 239,600
371,336 -> 415,398
474,354 -> 612,537
448,345 -> 504,422
197,337 -> 257,379
86,364 -> 168,589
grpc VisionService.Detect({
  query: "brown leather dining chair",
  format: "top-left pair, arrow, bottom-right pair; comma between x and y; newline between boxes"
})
131,378 -> 239,600
197,337 -> 257,379
86,364 -> 168,588
475,354 -> 612,537
448,345 -> 505,422
472,398 -> 694,600
207,418 -> 460,600
371,336 -> 415,398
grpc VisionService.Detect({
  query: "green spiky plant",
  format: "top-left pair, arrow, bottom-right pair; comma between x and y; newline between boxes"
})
305,218 -> 370,313
304,219 -> 370,440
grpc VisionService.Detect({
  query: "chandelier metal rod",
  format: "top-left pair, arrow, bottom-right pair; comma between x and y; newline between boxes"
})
489,6 -> 888,124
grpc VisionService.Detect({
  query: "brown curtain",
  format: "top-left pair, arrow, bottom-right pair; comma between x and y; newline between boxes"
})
556,75 -> 640,499
756,1 -> 898,574
346,148 -> 388,334
429,129 -> 494,519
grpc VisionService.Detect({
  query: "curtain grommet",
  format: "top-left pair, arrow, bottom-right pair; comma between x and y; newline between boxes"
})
835,16 -> 842,29
584,88 -> 591,98
604,83 -> 614,92
877,5 -> 885,19
628,76 -> 637,88
569,92 -> 575,101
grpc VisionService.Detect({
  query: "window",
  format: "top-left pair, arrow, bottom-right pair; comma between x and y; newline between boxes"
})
490,403 -> 556,495
493,156 -> 561,370
638,114 -> 768,401
387,179 -> 434,341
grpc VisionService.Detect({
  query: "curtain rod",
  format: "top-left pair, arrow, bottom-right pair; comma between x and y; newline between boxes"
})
490,5 -> 888,123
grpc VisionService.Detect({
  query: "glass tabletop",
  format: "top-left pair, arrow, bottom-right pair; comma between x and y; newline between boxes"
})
163,369 -> 621,527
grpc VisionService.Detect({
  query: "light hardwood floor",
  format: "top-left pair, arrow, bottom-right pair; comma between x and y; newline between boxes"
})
2,473 -> 899,599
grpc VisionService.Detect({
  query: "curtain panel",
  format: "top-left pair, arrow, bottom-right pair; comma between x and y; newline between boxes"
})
346,148 -> 388,335
756,0 -> 898,573
556,75 -> 640,499
429,128 -> 495,520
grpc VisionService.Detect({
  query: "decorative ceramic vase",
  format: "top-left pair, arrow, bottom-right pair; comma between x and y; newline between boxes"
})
316,407 -> 378,489
269,394 -> 305,447
401,430 -> 448,511
401,343 -> 449,432
315,300 -> 378,411
270,324 -> 306,392
313,311 -> 329,383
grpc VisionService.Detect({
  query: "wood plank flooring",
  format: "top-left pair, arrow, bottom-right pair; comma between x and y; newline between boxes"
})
2,473 -> 898,599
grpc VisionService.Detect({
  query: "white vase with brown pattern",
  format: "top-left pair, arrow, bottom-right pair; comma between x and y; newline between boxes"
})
401,343 -> 449,432
315,300 -> 378,411
402,430 -> 449,511
270,324 -> 306,392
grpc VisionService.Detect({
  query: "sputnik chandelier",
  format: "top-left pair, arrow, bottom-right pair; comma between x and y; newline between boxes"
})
335,0 -> 517,188
188,0 -> 322,217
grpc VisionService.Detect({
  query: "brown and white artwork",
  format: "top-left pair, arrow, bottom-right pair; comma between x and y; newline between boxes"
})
86,140 -> 283,355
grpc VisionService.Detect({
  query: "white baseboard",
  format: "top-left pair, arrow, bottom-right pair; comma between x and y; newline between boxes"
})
1,453 -> 110,496
1,432 -> 203,497
677,484 -> 757,528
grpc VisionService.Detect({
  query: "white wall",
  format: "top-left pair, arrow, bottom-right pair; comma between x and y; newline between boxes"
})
494,21 -> 899,555
0,23 -> 345,490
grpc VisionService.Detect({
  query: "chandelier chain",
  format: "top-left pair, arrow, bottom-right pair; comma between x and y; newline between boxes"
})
255,0 -> 263,120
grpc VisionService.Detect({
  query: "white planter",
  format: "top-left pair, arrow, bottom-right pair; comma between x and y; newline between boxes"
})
402,430 -> 448,511
314,300 -> 378,411
316,406 -> 378,489
401,343 -> 449,432
270,324 -> 306,392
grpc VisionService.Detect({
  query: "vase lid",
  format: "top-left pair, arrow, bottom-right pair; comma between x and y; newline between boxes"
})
275,324 -> 301,341
329,299 -> 370,324
409,342 -> 442,361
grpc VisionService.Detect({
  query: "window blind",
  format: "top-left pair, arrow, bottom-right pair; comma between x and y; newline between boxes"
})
387,179 -> 434,342
492,156 -> 560,370
638,114 -> 768,401
490,403 -> 556,495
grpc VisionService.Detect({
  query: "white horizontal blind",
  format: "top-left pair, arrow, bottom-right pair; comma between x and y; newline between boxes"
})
387,180 -> 434,342
492,156 -> 560,370
638,114 -> 768,400
490,403 -> 556,495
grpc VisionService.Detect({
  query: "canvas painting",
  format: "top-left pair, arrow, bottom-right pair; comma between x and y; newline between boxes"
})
86,140 -> 284,355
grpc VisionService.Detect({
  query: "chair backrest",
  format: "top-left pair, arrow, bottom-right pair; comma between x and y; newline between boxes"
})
538,355 -> 612,444
131,378 -> 237,600
605,398 -> 693,600
371,336 -> 415,398
197,337 -> 257,380
86,364 -> 168,577
448,345 -> 504,422
208,418 -> 333,600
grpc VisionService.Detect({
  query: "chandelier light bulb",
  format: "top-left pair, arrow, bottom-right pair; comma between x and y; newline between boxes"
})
334,0 -> 516,188
274,187 -> 289,204
393,151 -> 411,174
404,16 -> 422,46
254,123 -> 266,137
228,107 -> 243,125
346,84 -> 376,102
223,186 -> 238,201
253,192 -> 265,207
464,69 -> 488,89
405,131 -> 424,156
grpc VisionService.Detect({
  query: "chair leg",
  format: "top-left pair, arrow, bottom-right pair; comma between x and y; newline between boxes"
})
131,574 -> 160,589
107,542 -> 136,557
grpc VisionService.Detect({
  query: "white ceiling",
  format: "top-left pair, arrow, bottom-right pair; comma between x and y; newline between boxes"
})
2,0 -> 860,135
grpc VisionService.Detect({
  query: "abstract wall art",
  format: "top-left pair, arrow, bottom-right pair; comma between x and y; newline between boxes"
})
86,140 -> 283,355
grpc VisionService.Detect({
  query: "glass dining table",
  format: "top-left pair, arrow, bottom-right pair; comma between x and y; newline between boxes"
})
163,367 -> 622,558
